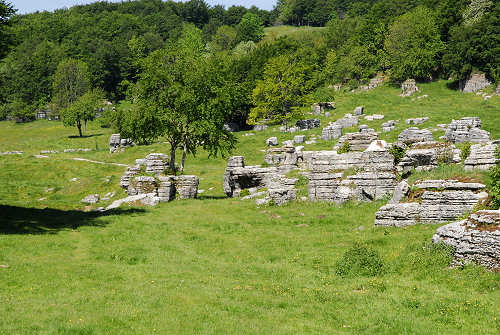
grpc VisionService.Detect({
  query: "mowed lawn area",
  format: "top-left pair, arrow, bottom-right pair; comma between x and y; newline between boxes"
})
0,82 -> 499,334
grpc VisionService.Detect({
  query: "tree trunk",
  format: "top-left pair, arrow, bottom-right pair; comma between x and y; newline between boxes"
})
84,119 -> 87,133
169,143 -> 176,174
77,120 -> 82,137
180,134 -> 189,173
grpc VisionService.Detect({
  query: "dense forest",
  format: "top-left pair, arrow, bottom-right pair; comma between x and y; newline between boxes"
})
0,0 -> 498,135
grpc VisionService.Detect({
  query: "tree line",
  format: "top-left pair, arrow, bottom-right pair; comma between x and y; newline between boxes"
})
0,0 -> 498,171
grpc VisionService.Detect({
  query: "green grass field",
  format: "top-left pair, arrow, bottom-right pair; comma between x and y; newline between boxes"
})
1,81 -> 499,334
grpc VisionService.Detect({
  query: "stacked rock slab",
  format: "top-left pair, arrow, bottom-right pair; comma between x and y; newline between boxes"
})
460,73 -> 492,93
141,153 -> 169,174
397,142 -> 461,173
398,127 -> 434,145
264,146 -> 299,172
382,120 -> 396,132
157,176 -> 176,202
335,114 -> 358,129
406,117 -> 429,125
432,210 -> 499,269
128,176 -> 157,196
307,146 -> 396,203
322,122 -> 342,140
109,134 -> 134,153
175,175 -> 199,199
312,102 -> 335,115
374,180 -> 487,227
120,165 -> 142,189
464,142 -> 499,171
334,131 -> 378,151
223,156 -> 297,205
445,117 -> 490,143
354,106 -> 364,116
400,79 -> 418,97
296,119 -> 320,130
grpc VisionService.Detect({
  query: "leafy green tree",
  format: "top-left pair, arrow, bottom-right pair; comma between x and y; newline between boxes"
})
443,2 -> 500,83
237,12 -> 264,43
249,53 -> 316,126
0,0 -> 15,59
130,25 -> 236,172
61,88 -> 104,137
384,6 -> 444,81
210,25 -> 237,52
463,0 -> 493,26
52,59 -> 90,112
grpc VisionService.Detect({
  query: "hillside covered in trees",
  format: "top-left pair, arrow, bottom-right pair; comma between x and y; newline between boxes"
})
0,0 -> 498,129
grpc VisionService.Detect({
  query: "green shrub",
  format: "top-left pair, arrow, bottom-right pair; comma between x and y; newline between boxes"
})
239,189 -> 250,197
335,243 -> 385,277
337,141 -> 350,154
488,147 -> 500,209
388,144 -> 406,165
460,142 -> 472,162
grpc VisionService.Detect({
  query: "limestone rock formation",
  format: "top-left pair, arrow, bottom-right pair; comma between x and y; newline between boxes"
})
406,117 -> 429,125
266,137 -> 278,146
445,117 -> 490,143
432,210 -> 499,269
334,131 -> 379,151
460,73 -> 492,93
400,79 -> 418,97
109,134 -> 134,153
354,106 -> 364,116
254,124 -> 268,132
81,194 -> 100,204
398,127 -> 434,145
142,153 -> 169,174
374,180 -> 487,227
175,175 -> 199,199
335,114 -> 358,128
312,102 -> 335,115
397,142 -> 461,173
296,119 -> 320,130
321,123 -> 342,141
382,120 -> 396,132
294,135 -> 306,144
464,142 -> 499,171
364,114 -> 384,121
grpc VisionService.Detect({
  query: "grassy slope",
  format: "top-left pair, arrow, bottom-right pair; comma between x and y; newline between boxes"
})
0,81 -> 499,334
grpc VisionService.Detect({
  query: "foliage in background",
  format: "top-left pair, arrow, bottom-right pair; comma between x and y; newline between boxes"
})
61,88 -> 104,137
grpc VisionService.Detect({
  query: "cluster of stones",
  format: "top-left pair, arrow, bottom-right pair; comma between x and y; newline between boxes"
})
223,155 -> 297,206
1,151 -> 23,155
360,76 -> 384,91
432,210 -> 499,269
397,142 -> 461,174
364,114 -> 384,121
254,124 -> 268,132
109,134 -> 134,153
445,117 -> 491,143
321,107 -> 362,141
464,142 -> 499,171
280,119 -> 320,133
306,140 -> 397,204
311,102 -> 335,115
406,117 -> 429,125
116,153 -> 199,207
381,120 -> 396,132
334,131 -> 379,151
460,72 -> 492,93
398,127 -> 434,145
374,180 -> 488,227
400,79 -> 418,97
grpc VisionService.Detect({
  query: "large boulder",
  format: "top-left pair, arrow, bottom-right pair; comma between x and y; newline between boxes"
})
398,127 -> 434,145
334,131 -> 379,151
397,142 -> 461,173
460,73 -> 492,93
464,142 -> 499,171
374,180 -> 488,227
432,210 -> 500,269
445,117 -> 490,143
321,123 -> 342,141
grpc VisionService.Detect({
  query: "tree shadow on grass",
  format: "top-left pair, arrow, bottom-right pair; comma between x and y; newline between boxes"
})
0,205 -> 145,235
68,133 -> 104,139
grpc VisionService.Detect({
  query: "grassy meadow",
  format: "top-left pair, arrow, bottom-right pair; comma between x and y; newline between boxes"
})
0,81 -> 499,334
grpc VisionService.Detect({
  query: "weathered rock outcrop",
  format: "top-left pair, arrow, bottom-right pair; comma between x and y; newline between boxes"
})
398,128 -> 434,145
312,102 -> 335,115
264,146 -> 299,172
334,131 -> 378,151
109,134 -> 134,153
223,156 -> 297,205
307,145 -> 397,203
406,117 -> 429,125
397,142 -> 461,173
400,79 -> 418,97
432,210 -> 500,269
445,117 -> 490,143
374,180 -> 488,227
460,73 -> 492,93
296,119 -> 320,130
464,142 -> 499,171
322,123 -> 343,140
335,114 -> 359,129
382,120 -> 396,132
